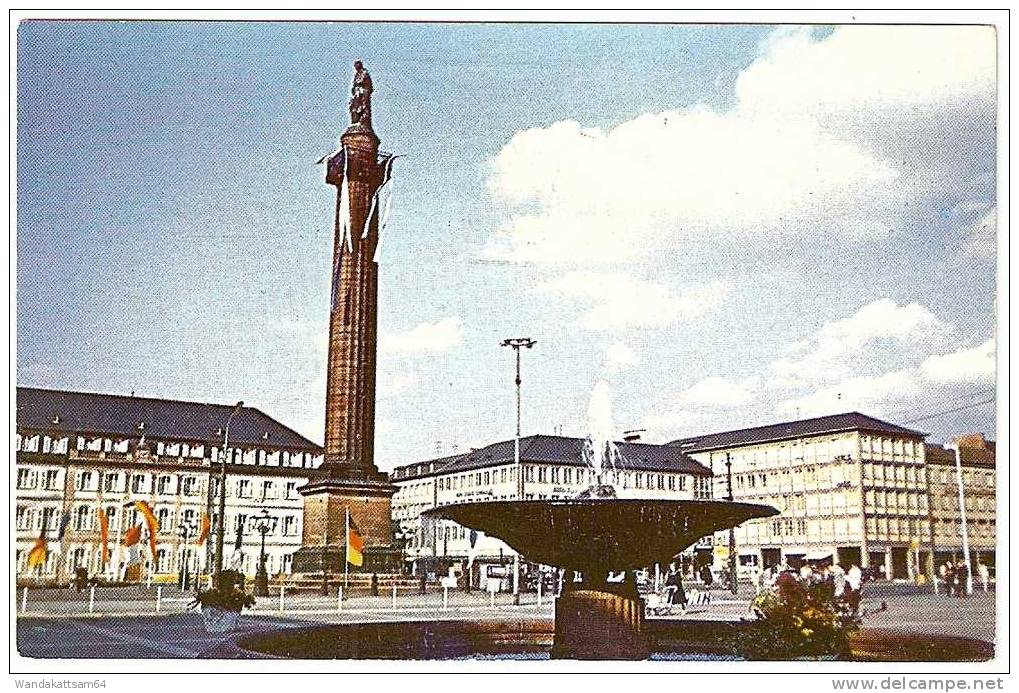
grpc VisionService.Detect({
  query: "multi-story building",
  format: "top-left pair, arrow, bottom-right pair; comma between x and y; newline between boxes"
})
925,434 -> 996,570
15,387 -> 323,584
670,412 -> 996,580
391,434 -> 713,580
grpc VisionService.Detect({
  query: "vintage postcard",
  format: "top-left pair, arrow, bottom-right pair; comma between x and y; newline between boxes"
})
10,10 -> 1007,682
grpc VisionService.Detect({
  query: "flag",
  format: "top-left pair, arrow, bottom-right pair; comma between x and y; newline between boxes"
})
123,524 -> 142,547
346,514 -> 364,567
195,513 -> 210,546
123,524 -> 143,568
133,501 -> 159,563
26,528 -> 48,570
97,507 -> 110,566
338,148 -> 353,254
372,156 -> 400,264
361,154 -> 399,240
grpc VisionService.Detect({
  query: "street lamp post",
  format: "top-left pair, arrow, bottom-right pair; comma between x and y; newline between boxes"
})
249,509 -> 278,597
214,401 -> 244,590
501,337 -> 536,606
177,519 -> 197,592
725,452 -> 737,595
948,443 -> 973,595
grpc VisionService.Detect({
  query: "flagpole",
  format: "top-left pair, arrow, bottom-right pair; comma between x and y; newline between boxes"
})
112,503 -> 127,582
344,507 -> 350,592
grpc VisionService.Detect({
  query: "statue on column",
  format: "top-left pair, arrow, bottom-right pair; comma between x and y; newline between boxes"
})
349,60 -> 373,129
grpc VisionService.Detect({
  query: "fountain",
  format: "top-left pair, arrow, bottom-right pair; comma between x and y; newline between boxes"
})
425,381 -> 778,659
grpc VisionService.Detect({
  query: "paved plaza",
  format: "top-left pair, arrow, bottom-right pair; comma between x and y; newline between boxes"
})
15,584 -> 995,659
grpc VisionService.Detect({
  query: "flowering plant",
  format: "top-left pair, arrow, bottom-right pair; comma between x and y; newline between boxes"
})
190,571 -> 256,612
731,573 -> 859,660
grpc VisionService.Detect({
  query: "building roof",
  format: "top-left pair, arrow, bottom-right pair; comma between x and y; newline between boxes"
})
391,434 -> 711,482
16,386 -> 320,451
669,412 -> 926,453
925,442 -> 996,469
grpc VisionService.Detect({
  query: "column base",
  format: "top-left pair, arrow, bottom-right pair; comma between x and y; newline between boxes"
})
551,575 -> 649,660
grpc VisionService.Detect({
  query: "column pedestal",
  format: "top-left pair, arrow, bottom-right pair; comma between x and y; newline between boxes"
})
551,573 -> 649,660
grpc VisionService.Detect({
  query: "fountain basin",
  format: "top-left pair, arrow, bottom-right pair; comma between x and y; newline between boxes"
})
425,499 -> 778,574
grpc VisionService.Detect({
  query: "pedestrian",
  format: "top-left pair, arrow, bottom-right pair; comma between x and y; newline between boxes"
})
955,562 -> 969,598
977,561 -> 990,592
700,563 -> 713,587
371,572 -> 379,596
666,565 -> 688,614
419,571 -> 427,595
944,562 -> 957,597
832,563 -> 847,602
846,564 -> 863,615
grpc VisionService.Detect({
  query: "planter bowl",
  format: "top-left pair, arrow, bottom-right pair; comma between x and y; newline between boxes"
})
202,605 -> 241,634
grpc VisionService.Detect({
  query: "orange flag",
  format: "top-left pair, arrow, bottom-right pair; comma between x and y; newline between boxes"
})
133,501 -> 159,563
195,513 -> 210,546
98,507 -> 110,566
123,524 -> 142,547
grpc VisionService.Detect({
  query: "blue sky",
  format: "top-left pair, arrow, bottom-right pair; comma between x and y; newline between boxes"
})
17,22 -> 997,469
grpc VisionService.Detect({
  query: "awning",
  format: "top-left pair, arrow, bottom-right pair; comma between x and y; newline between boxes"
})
806,551 -> 833,561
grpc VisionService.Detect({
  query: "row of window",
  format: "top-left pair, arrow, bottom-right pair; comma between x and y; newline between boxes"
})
933,468 -> 995,487
16,433 -> 320,469
935,494 -> 996,512
16,468 -> 301,501
708,435 -> 923,470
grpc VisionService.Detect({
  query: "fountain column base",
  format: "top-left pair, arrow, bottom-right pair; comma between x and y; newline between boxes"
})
551,574 -> 649,660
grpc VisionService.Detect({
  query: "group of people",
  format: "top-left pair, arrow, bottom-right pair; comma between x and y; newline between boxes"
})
759,561 -> 865,615
938,560 -> 991,596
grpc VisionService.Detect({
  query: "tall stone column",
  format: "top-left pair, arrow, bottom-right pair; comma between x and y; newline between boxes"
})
293,62 -> 397,576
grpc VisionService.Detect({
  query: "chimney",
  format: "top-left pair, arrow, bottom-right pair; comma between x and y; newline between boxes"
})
622,429 -> 645,443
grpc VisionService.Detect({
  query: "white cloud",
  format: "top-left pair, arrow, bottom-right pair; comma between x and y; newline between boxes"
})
538,271 -> 726,330
380,317 -> 463,355
485,26 -> 995,266
643,376 -> 763,438
673,376 -> 762,408
486,109 -> 900,264
736,26 -> 995,122
642,298 -> 994,439
378,370 -> 420,396
920,338 -> 996,384
770,299 -> 951,383
960,207 -> 997,260
603,341 -> 638,373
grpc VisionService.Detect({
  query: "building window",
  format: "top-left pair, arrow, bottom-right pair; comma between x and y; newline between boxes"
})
157,475 -> 174,495
261,480 -> 276,500
181,476 -> 198,495
285,482 -> 298,500
16,506 -> 32,530
282,515 -> 297,536
76,471 -> 94,492
237,479 -> 252,498
156,507 -> 172,531
17,468 -> 37,489
73,505 -> 92,531
103,473 -> 120,493
131,474 -> 148,494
